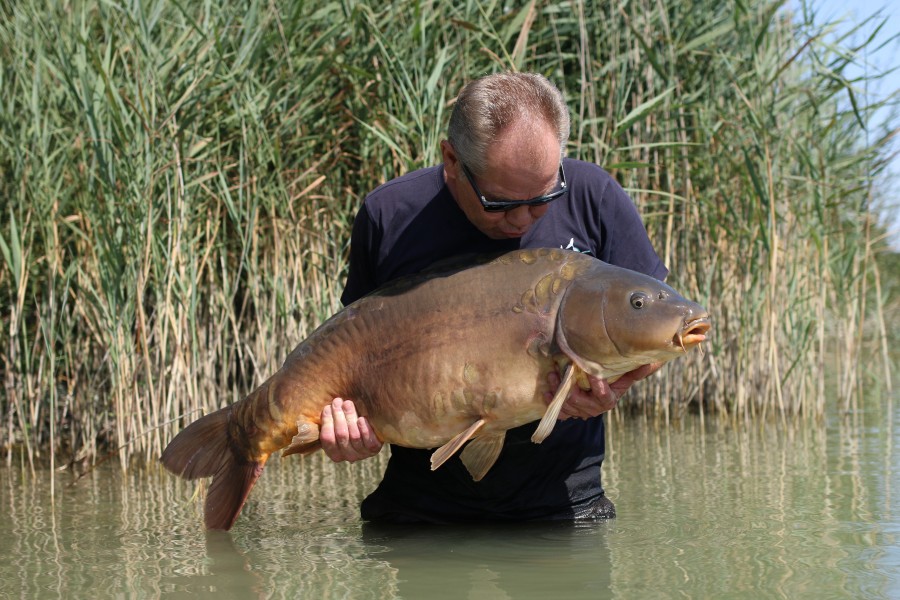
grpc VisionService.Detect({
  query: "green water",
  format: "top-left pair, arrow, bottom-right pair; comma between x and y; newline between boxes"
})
2,396 -> 898,599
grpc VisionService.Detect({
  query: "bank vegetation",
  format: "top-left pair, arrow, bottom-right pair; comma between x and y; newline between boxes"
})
1,0 -> 897,470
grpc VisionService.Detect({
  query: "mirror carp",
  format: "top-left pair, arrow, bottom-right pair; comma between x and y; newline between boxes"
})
161,248 -> 711,530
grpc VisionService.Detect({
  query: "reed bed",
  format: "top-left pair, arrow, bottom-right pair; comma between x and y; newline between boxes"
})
0,0 -> 896,469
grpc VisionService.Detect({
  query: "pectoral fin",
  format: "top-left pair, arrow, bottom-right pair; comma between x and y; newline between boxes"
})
430,419 -> 485,471
531,363 -> 577,443
459,433 -> 506,481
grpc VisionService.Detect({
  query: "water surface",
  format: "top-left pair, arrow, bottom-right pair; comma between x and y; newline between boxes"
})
2,396 -> 897,599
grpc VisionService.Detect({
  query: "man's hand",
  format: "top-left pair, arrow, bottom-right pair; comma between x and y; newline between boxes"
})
548,362 -> 664,420
320,398 -> 383,463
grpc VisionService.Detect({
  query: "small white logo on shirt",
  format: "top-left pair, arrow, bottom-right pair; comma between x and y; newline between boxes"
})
562,238 -> 592,254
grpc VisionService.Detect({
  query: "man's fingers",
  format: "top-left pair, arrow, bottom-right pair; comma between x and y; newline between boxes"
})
330,398 -> 351,451
320,398 -> 382,462
552,365 -> 659,422
544,368 -> 561,406
608,362 -> 662,393
356,416 -> 384,454
340,399 -> 363,444
547,370 -> 561,389
558,404 -> 578,420
557,377 -> 619,420
320,403 -> 343,462
341,400 -> 382,458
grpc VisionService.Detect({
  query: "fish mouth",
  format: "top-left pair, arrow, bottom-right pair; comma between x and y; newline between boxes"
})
674,316 -> 711,351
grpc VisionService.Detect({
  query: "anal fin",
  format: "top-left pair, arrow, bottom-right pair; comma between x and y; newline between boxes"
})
531,363 -> 577,443
459,433 -> 506,481
430,419 -> 485,471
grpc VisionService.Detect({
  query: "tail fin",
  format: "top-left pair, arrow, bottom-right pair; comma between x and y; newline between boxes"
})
160,407 -> 266,530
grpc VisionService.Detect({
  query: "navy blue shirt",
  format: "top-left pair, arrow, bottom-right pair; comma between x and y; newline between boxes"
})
342,158 -> 667,523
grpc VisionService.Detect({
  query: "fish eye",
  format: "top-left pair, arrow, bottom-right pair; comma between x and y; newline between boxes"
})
630,292 -> 650,309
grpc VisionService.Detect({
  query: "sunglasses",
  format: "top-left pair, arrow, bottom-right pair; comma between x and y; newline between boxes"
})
461,162 -> 568,212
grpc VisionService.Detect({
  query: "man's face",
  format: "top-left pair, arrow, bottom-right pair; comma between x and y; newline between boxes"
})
441,123 -> 563,240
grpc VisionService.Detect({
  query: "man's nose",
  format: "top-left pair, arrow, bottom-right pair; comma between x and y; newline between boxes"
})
504,205 -> 534,228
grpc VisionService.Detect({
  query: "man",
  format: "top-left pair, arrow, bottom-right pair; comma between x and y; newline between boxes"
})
319,72 -> 666,523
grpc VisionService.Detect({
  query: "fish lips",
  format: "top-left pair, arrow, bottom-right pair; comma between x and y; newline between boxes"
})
675,315 -> 712,351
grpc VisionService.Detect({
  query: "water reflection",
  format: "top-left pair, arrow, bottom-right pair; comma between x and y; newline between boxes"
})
601,397 -> 899,598
360,521 -> 612,599
1,393 -> 897,599
191,518 -> 613,599
161,532 -> 262,598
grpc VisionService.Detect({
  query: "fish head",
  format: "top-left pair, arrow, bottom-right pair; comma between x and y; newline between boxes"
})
555,263 -> 711,378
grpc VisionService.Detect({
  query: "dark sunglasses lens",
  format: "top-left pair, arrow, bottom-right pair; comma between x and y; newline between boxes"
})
484,190 -> 564,212
471,163 -> 567,212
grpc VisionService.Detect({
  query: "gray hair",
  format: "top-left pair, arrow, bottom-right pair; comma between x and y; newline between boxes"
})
447,72 -> 570,176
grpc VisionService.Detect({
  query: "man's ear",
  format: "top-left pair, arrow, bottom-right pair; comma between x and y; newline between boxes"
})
440,140 -> 460,181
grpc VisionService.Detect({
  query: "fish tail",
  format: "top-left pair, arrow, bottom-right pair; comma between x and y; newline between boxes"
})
160,405 -> 267,531
203,452 -> 266,531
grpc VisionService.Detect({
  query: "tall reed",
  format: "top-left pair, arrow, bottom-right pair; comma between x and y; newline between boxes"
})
0,0 -> 895,468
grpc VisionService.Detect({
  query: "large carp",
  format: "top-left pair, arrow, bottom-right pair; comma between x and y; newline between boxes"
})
161,248 -> 710,530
